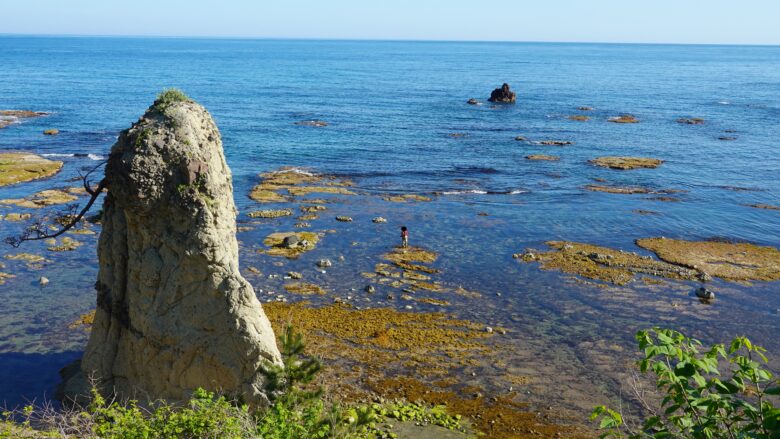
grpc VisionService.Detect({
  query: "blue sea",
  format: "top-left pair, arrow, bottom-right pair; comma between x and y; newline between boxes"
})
1,36 -> 779,414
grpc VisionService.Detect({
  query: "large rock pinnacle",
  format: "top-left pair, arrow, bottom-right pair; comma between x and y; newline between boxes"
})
80,96 -> 282,405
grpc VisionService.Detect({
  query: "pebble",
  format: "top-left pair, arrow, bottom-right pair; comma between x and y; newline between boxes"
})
485,326 -> 493,333
372,217 -> 387,223
404,305 -> 413,310
39,276 -> 49,286
365,285 -> 376,294
317,259 -> 332,268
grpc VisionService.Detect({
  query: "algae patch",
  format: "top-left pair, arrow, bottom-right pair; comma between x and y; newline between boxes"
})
0,189 -> 79,208
284,282 -> 327,295
261,231 -> 320,258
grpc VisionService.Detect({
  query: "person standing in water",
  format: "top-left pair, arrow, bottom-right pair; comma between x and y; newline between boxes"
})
400,226 -> 409,248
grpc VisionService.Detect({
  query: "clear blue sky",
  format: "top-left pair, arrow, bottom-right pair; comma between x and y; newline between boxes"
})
2,0 -> 778,45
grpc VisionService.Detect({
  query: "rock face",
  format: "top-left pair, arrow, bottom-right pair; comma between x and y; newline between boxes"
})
80,96 -> 282,406
488,83 -> 516,103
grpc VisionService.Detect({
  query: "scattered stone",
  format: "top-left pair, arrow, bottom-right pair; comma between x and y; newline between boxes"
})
485,327 -> 493,334
526,154 -> 560,161
336,216 -> 353,222
568,115 -> 589,121
636,237 -> 780,282
365,285 -> 376,294
295,120 -> 328,127
0,153 -> 63,187
43,129 -> 59,135
75,96 -> 282,406
372,217 -> 387,223
282,234 -> 299,248
317,259 -> 333,268
577,106 -> 594,111
466,98 -> 481,105
514,136 -> 527,141
608,115 -> 639,124
247,209 -> 293,218
39,276 -> 49,286
695,287 -> 715,300
589,156 -> 663,170
288,271 -> 303,280
677,117 -> 705,125
718,136 -> 737,141
488,83 -> 517,103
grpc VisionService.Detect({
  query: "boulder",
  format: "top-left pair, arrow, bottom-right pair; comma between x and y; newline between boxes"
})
466,98 -> 481,105
488,83 -> 517,103
76,94 -> 282,406
282,234 -> 300,248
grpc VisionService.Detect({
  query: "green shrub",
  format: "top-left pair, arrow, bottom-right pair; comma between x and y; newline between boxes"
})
154,88 -> 191,110
591,328 -> 780,438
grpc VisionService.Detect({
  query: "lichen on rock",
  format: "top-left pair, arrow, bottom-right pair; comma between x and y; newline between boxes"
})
76,94 -> 282,406
0,153 -> 63,187
636,237 -> 780,282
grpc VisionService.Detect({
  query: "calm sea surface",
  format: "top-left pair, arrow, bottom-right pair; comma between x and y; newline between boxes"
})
0,36 -> 779,414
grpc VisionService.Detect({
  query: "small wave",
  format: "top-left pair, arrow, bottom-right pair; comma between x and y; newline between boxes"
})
508,190 -> 528,195
717,101 -> 730,105
42,153 -> 75,158
41,153 -> 106,161
88,154 -> 105,161
271,167 -> 316,176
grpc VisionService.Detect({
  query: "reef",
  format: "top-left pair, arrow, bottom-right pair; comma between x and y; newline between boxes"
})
568,115 -> 590,121
608,115 -> 639,124
636,237 -> 780,282
0,189 -> 79,208
294,120 -> 328,127
746,203 -> 780,211
677,117 -> 705,125
249,168 -> 354,203
247,208 -> 293,218
516,241 -> 705,285
383,194 -> 433,202
0,110 -> 47,129
585,185 -> 652,194
283,282 -> 327,295
487,83 -> 517,103
589,156 -> 663,170
525,155 -> 560,161
0,153 -> 63,187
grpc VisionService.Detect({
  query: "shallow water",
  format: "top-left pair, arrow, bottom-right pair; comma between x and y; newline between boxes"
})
0,37 -> 779,416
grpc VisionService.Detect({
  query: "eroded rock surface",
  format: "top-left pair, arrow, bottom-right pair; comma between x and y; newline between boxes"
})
78,96 -> 282,406
589,156 -> 663,170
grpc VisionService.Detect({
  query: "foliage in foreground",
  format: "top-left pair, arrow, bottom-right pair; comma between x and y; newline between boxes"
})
592,328 -> 780,438
1,325 -> 465,438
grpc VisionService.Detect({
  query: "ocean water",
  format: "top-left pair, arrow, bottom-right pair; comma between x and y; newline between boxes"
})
1,36 -> 779,414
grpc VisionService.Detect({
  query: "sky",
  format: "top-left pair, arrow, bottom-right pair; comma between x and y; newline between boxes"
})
1,0 -> 778,45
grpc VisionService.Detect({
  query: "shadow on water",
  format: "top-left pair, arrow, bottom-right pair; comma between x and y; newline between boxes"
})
0,350 -> 82,409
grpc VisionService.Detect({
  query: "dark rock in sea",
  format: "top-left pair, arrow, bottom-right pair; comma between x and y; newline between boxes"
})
538,140 -> 573,146
467,98 -> 481,105
295,120 -> 328,127
43,129 -> 59,135
695,287 -> 715,301
577,106 -> 594,111
608,115 -> 639,124
514,136 -> 527,141
488,83 -> 516,103
718,136 -> 737,141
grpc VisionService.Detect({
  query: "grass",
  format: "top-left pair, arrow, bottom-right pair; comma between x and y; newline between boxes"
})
153,88 -> 191,111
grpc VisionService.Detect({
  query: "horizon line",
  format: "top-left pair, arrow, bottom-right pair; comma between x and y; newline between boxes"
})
1,32 -> 779,47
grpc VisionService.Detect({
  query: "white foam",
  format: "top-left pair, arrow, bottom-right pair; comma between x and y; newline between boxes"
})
87,154 -> 105,161
441,189 -> 488,195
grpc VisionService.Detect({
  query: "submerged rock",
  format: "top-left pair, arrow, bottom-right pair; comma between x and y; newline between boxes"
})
372,217 -> 387,223
383,194 -> 432,202
284,282 -> 326,295
695,287 -> 715,300
746,203 -> 780,211
0,189 -> 79,208
247,208 -> 293,218
77,94 -> 282,406
295,120 -> 328,127
537,140 -> 573,146
336,216 -> 353,222
589,156 -> 663,170
466,98 -> 481,105
0,153 -> 63,187
487,83 -> 517,103
263,231 -> 319,258
636,237 -> 780,282
43,129 -> 59,135
568,115 -> 590,121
